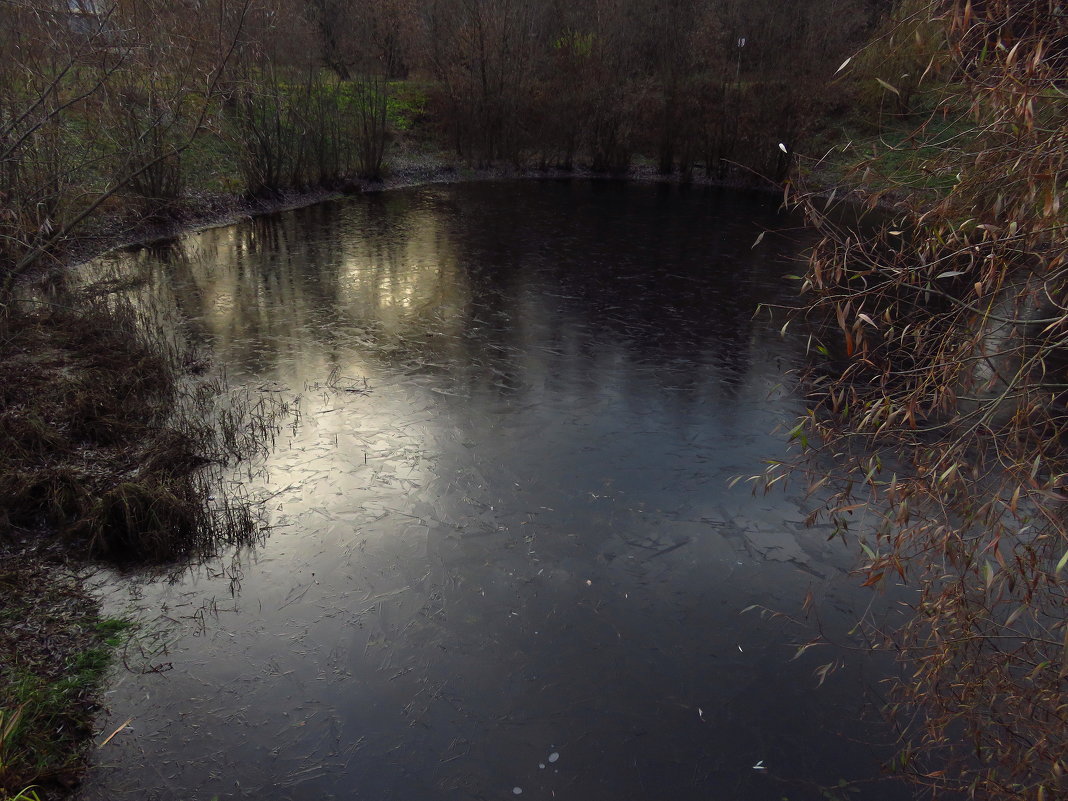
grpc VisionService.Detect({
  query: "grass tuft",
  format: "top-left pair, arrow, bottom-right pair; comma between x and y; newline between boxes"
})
0,289 -> 283,561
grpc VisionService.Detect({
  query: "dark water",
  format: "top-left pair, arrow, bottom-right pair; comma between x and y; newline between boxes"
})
82,181 -> 906,801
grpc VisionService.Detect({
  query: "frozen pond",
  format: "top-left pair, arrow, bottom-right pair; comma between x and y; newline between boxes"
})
82,181 -> 907,801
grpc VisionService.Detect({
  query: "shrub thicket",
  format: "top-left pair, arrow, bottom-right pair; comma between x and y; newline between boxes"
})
784,1 -> 1068,797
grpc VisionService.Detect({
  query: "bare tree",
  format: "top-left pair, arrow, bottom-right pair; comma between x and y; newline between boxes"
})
0,0 -> 252,296
417,0 -> 546,164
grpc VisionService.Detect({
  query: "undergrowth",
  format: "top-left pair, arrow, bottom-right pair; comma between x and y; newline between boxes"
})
0,287 -> 284,562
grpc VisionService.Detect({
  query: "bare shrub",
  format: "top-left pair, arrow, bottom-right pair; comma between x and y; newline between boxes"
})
782,2 -> 1068,797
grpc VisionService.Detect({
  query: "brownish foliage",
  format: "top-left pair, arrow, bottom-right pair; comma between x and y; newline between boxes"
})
786,1 -> 1068,798
0,0 -> 253,291
413,0 -> 870,174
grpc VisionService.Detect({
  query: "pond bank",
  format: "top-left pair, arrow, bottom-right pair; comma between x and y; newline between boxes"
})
0,244 -> 285,798
0,547 -> 130,801
61,149 -> 822,269
59,152 -> 895,288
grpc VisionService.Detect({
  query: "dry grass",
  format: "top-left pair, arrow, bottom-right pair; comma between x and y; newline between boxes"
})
0,292 -> 280,562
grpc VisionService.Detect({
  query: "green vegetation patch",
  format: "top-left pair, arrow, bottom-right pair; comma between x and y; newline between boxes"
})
0,552 -> 130,798
386,81 -> 430,134
805,84 -> 979,202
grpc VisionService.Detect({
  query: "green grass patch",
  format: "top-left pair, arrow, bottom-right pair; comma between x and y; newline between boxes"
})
180,125 -> 244,195
0,554 -> 131,798
93,620 -> 135,649
387,80 -> 429,134
805,82 -> 978,201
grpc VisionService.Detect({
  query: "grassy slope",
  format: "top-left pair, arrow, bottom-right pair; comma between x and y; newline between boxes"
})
801,79 -> 977,206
